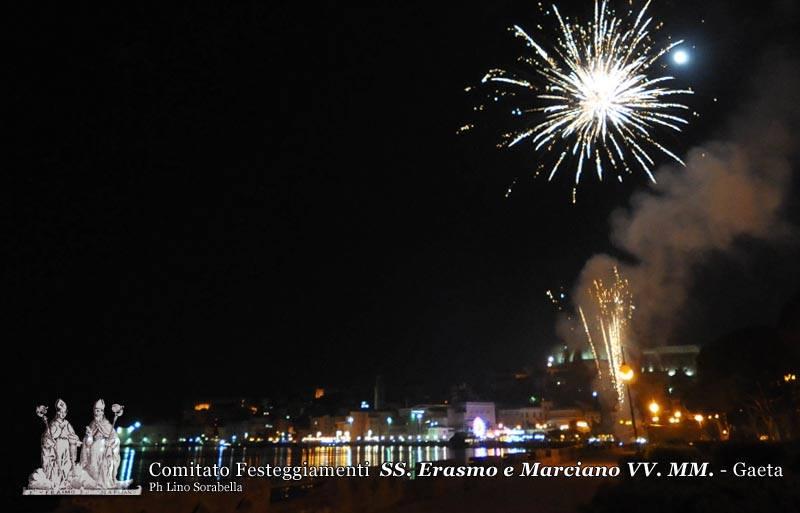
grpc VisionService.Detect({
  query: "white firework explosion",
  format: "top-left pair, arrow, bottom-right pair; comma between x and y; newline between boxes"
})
481,0 -> 693,188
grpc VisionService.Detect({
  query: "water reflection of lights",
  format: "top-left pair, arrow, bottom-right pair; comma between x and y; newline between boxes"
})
119,447 -> 135,482
217,445 -> 226,473
119,444 -> 466,483
472,447 -> 526,459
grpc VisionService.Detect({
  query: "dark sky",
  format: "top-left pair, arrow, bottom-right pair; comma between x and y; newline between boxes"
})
6,0 -> 800,425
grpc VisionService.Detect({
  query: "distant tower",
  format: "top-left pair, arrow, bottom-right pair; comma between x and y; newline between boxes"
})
374,375 -> 385,411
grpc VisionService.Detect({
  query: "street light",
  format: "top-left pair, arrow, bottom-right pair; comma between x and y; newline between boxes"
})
648,401 -> 660,415
619,364 -> 638,441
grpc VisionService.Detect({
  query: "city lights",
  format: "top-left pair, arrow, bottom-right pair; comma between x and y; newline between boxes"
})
619,365 -> 634,383
472,417 -> 487,439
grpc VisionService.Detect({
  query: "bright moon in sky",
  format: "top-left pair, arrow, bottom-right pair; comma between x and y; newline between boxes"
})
673,49 -> 689,65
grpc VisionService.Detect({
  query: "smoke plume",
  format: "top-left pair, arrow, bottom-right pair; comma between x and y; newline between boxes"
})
568,55 -> 799,348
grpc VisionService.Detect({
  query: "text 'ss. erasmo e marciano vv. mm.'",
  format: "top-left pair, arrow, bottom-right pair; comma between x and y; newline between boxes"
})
148,460 -> 783,484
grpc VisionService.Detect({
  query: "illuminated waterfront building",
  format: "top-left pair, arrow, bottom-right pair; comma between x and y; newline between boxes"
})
447,402 -> 496,432
640,345 -> 700,377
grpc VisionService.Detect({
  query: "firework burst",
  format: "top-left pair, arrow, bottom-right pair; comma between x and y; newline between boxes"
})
479,0 -> 692,190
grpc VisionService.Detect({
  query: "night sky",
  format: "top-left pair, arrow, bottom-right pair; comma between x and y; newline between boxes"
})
6,0 -> 800,434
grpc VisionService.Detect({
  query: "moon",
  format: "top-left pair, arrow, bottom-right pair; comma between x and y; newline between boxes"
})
672,49 -> 689,65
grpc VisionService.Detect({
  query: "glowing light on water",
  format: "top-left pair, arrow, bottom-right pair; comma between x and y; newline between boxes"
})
118,447 -> 135,482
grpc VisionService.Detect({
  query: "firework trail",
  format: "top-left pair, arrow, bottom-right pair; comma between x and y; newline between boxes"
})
578,305 -> 603,378
580,267 -> 634,405
477,0 -> 693,191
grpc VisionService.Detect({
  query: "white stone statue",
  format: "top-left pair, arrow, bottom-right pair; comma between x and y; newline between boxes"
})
29,400 -> 82,490
25,398 -> 138,495
80,399 -> 123,488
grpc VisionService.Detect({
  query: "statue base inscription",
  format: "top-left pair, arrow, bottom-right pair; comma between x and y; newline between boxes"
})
23,486 -> 142,495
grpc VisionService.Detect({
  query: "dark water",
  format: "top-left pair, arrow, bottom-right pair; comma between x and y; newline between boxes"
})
118,444 -> 527,483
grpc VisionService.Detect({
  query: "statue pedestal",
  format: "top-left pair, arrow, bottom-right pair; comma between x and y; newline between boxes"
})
23,486 -> 142,495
